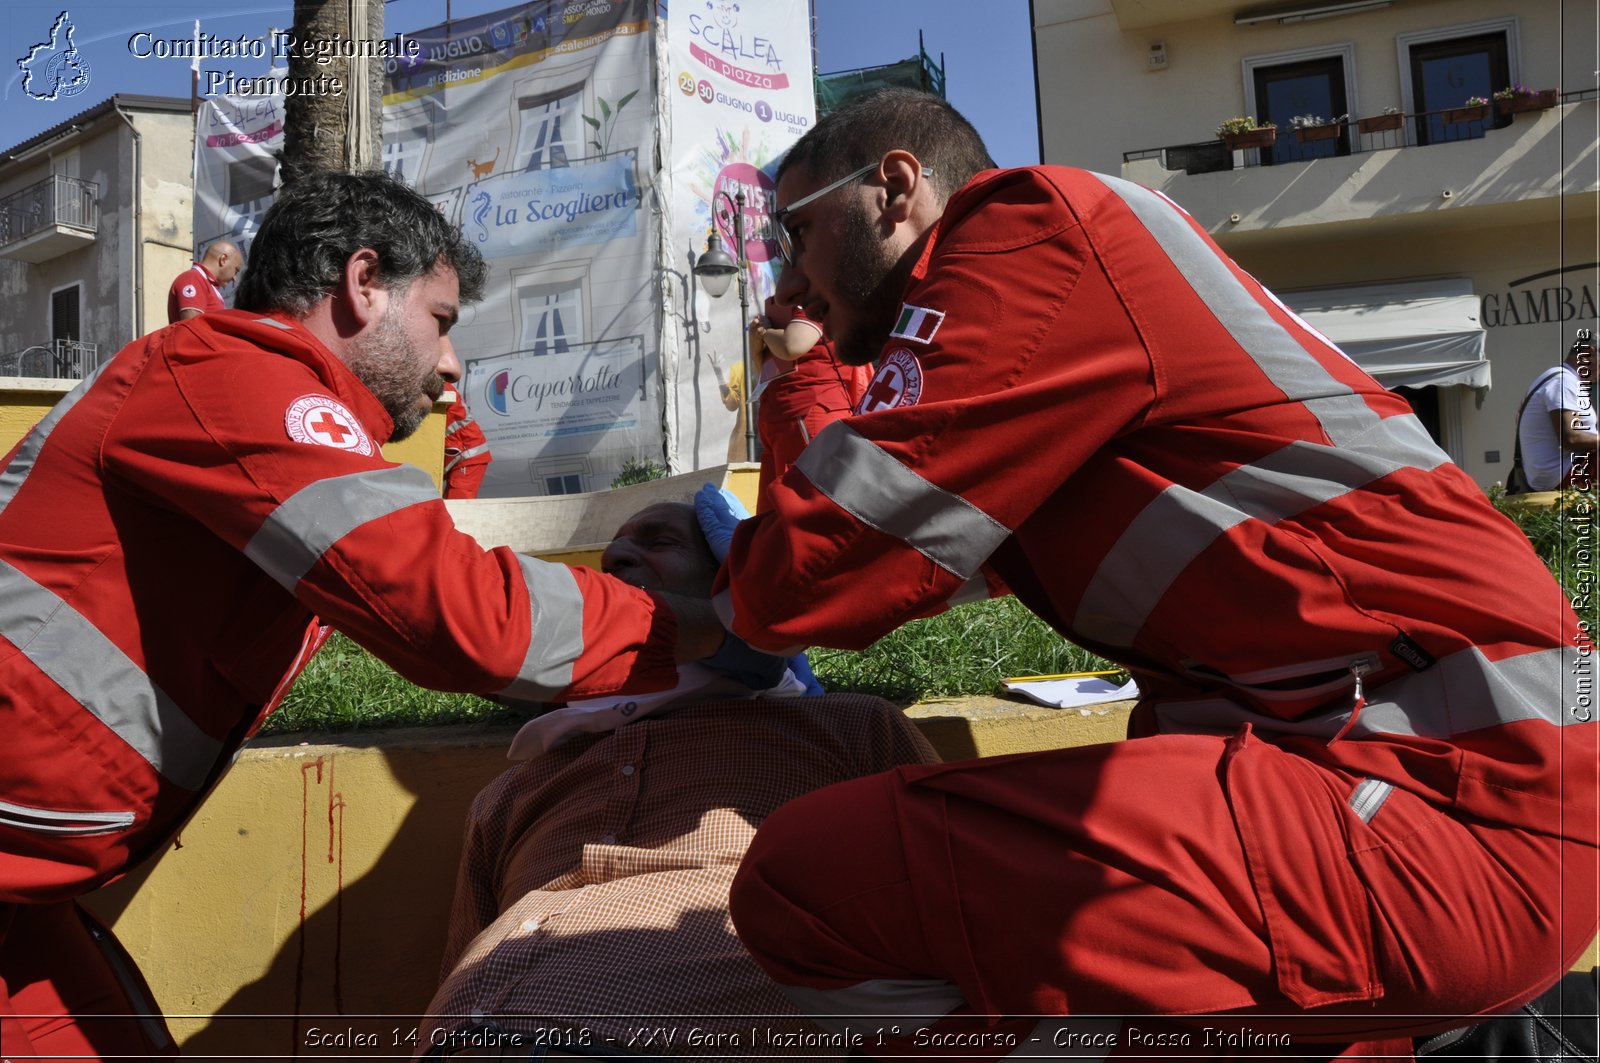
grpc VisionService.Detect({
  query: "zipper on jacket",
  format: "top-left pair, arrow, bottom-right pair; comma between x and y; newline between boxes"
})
1180,652 -> 1373,703
0,798 -> 136,835
1328,653 -> 1380,745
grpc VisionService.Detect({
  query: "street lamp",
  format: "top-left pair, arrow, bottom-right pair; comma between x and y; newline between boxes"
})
694,236 -> 737,298
693,189 -> 756,462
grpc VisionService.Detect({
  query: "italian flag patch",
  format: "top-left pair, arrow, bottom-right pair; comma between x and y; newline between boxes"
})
889,303 -> 945,344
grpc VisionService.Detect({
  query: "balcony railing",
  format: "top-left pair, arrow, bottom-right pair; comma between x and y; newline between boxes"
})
1124,88 -> 1595,174
0,173 -> 100,247
1,339 -> 98,379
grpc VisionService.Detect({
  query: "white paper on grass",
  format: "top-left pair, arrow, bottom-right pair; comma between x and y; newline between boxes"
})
1000,676 -> 1140,710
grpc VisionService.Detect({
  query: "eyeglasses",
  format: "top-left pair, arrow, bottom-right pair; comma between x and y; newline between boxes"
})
771,161 -> 933,266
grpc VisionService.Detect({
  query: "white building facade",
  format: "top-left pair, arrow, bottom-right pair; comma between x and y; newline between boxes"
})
1033,0 -> 1598,488
0,95 -> 196,377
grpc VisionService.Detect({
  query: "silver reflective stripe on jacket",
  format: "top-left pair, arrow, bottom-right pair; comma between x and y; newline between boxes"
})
248,464 -> 586,697
444,443 -> 491,475
1349,779 -> 1395,823
245,465 -> 442,591
947,572 -> 996,607
1071,175 -> 1454,648
1074,418 -> 1449,647
0,558 -> 222,791
1,364 -> 224,791
497,555 -> 587,700
795,421 -> 1011,580
1155,644 -> 1584,740
1092,174 -> 1393,451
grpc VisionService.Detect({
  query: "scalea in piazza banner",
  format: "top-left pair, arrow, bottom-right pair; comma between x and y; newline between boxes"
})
194,0 -> 660,498
661,0 -> 816,471
192,77 -> 287,265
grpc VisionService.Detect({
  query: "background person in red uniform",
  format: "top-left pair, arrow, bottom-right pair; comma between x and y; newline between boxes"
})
442,391 -> 493,499
165,239 -> 243,323
749,295 -> 873,512
696,89 -> 1597,1057
0,170 -> 734,1061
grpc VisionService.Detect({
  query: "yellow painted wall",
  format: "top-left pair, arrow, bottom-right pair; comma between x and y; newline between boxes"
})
906,695 -> 1134,760
83,731 -> 512,1053
382,395 -> 450,490
1,380 -> 449,490
83,702 -> 1138,1053
0,381 -> 63,454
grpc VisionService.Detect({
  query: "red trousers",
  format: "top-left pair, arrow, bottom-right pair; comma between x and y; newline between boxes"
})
730,729 -> 1597,1058
0,901 -> 175,1061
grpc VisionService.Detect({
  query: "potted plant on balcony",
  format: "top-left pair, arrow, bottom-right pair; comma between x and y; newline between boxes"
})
1442,96 -> 1490,124
1216,116 -> 1277,151
1357,106 -> 1404,134
1494,84 -> 1560,115
1290,113 -> 1346,143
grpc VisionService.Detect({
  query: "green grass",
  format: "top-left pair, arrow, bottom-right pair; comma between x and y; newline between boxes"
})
260,632 -> 502,736
267,597 -> 1112,734
269,488 -> 1593,733
809,596 -> 1116,703
1488,485 -> 1598,632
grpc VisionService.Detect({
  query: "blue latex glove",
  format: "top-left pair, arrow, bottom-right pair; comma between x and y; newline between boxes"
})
694,482 -> 820,691
695,482 -> 748,563
787,650 -> 826,696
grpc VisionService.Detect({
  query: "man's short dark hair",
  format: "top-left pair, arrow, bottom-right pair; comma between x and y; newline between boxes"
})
234,170 -> 487,316
774,88 -> 995,205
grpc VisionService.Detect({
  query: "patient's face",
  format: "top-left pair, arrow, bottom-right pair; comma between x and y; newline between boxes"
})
600,502 -> 719,597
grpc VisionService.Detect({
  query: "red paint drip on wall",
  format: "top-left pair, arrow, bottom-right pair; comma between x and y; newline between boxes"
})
329,757 -> 346,1013
292,756 -> 324,1052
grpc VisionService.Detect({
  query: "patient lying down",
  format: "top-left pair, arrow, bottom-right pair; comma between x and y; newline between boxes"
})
419,502 -> 938,1060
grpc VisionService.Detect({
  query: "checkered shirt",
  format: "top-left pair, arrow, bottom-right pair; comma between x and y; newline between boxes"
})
423,694 -> 937,1059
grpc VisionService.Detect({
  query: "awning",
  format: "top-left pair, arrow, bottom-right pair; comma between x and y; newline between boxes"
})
1280,278 -> 1489,390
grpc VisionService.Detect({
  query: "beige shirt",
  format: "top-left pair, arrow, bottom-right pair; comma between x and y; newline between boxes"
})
423,694 -> 937,1060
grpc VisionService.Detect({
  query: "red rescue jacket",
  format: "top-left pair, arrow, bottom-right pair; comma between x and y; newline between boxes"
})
716,166 -> 1596,843
0,311 -> 677,902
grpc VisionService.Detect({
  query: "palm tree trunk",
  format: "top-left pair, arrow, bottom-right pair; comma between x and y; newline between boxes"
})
279,0 -> 384,183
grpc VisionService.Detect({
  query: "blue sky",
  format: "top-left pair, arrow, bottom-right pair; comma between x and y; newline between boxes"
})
1,0 -> 1039,164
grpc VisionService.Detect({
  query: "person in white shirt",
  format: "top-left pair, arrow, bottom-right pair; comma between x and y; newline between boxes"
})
1516,329 -> 1597,490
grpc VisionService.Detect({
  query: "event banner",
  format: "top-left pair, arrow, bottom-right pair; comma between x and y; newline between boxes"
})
194,0 -> 814,491
661,0 -> 816,471
193,75 -> 286,265
194,0 -> 660,498
463,335 -> 647,454
460,155 -> 639,258
384,0 -> 657,497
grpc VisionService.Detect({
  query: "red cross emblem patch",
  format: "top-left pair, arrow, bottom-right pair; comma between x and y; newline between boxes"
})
181,283 -> 197,298
285,395 -> 374,456
856,349 -> 924,414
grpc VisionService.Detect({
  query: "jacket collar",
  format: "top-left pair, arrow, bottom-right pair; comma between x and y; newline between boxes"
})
200,310 -> 398,444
